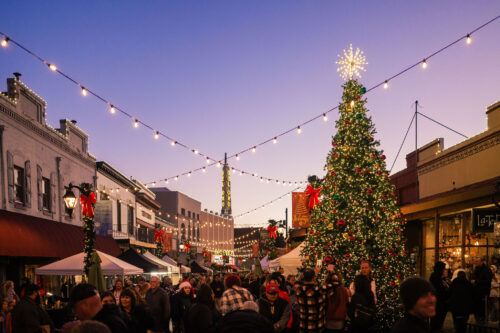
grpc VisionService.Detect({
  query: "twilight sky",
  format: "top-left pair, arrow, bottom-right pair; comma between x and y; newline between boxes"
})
1,1 -> 499,228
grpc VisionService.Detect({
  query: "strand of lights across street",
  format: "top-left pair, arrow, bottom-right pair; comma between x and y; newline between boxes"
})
0,15 -> 497,185
145,165 -> 308,188
234,187 -> 304,219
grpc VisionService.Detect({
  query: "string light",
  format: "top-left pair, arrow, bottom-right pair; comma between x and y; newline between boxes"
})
110,105 -> 116,114
422,59 -> 427,69
323,113 -> 328,121
384,81 -> 388,89
252,146 -> 256,153
206,157 -> 210,164
297,126 -> 302,134
236,154 -> 240,160
273,137 -> 277,144
202,167 -> 206,172
234,187 -> 302,218
350,100 -> 355,108
193,149 -> 199,155
48,64 -> 57,71
171,140 -> 177,146
154,131 -> 159,139
216,161 -> 221,168
466,34 -> 472,44
81,87 -> 87,96
134,119 -> 139,128
1,16 -> 497,185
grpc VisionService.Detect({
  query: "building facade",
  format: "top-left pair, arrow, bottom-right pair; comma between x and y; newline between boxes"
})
134,181 -> 161,251
391,101 -> 500,278
0,74 -> 119,283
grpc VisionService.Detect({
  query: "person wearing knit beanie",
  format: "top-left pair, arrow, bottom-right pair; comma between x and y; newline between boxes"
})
391,277 -> 436,333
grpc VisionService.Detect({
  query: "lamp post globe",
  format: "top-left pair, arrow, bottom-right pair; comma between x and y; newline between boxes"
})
63,187 -> 77,216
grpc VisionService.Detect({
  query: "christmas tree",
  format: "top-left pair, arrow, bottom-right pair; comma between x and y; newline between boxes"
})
301,45 -> 413,330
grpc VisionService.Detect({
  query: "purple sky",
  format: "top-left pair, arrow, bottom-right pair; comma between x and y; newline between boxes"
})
1,2 -> 499,227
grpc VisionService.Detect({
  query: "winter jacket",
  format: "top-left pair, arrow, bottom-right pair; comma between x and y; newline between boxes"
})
429,272 -> 449,311
473,264 -> 494,297
347,293 -> 375,332
145,286 -> 171,332
216,309 -> 274,333
185,302 -> 221,333
258,296 -> 291,332
296,281 -> 328,332
11,296 -> 52,333
171,291 -> 194,328
122,304 -> 154,333
449,276 -> 474,315
210,280 -> 225,298
92,304 -> 130,333
391,312 -> 430,333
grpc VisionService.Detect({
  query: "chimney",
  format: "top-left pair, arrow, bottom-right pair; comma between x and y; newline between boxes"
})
487,101 -> 500,131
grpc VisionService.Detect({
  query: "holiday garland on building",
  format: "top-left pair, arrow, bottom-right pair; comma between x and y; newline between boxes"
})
259,220 -> 279,260
301,46 -> 413,331
79,183 -> 97,276
154,227 -> 164,259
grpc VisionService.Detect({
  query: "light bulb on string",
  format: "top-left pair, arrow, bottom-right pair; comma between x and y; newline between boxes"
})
134,119 -> 139,128
216,162 -> 221,168
297,126 -> 302,134
466,34 -> 472,44
110,105 -> 116,114
154,131 -> 159,139
193,149 -> 199,155
188,171 -> 192,177
236,154 -> 240,160
384,81 -> 388,89
252,146 -> 257,153
48,64 -> 57,71
1,38 -> 8,47
350,100 -> 355,108
171,140 -> 177,146
323,114 -> 328,121
273,137 -> 277,144
206,157 -> 210,164
422,59 -> 427,69
175,176 -> 179,181
81,87 -> 87,96
165,179 -> 169,184
202,167 -> 206,173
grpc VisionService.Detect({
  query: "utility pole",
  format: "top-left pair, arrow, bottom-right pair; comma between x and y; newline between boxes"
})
285,208 -> 288,238
414,100 -> 419,202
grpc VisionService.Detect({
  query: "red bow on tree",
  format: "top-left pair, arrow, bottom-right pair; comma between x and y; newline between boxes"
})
184,242 -> 191,252
80,192 -> 97,217
305,185 -> 322,210
267,225 -> 277,239
154,229 -> 164,243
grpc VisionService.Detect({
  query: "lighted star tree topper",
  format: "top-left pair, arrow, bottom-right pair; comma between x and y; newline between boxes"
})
336,44 -> 368,81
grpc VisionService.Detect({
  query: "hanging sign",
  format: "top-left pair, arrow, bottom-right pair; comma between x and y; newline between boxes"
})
292,192 -> 310,228
472,208 -> 500,233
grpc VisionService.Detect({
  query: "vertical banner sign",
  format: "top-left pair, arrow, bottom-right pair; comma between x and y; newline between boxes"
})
252,242 -> 260,258
292,192 -> 310,228
163,233 -> 173,253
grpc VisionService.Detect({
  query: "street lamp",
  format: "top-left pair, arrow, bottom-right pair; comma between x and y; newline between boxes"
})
63,183 -> 81,217
63,182 -> 96,275
179,243 -> 185,251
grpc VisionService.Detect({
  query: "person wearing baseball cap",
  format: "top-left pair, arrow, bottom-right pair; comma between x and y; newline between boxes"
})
391,277 -> 436,333
258,283 -> 291,332
70,283 -> 129,333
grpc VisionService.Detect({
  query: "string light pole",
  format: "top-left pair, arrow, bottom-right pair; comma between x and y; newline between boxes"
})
63,182 -> 97,276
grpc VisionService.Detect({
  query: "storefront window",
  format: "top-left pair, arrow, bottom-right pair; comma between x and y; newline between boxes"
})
423,249 -> 435,279
439,216 -> 462,247
423,219 -> 435,248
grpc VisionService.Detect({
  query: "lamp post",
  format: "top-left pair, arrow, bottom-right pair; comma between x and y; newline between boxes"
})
63,182 -> 96,275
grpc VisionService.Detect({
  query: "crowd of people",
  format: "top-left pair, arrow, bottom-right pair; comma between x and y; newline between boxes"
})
0,256 -> 498,333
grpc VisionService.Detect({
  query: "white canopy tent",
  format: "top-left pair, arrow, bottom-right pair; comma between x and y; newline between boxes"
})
180,265 -> 191,273
269,242 -> 305,276
143,251 -> 179,274
35,251 -> 143,276
260,255 -> 269,272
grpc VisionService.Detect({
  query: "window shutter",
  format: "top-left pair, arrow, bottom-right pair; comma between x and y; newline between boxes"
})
6,151 -> 13,203
50,172 -> 57,213
24,160 -> 31,208
37,165 -> 42,211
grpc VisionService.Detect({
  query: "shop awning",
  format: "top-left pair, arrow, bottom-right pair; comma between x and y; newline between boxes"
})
143,251 -> 179,273
0,210 -> 120,258
118,249 -> 168,273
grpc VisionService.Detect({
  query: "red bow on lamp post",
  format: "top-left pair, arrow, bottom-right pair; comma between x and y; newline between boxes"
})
267,225 -> 277,239
80,192 -> 97,217
305,185 -> 322,210
154,229 -> 164,244
184,242 -> 191,252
